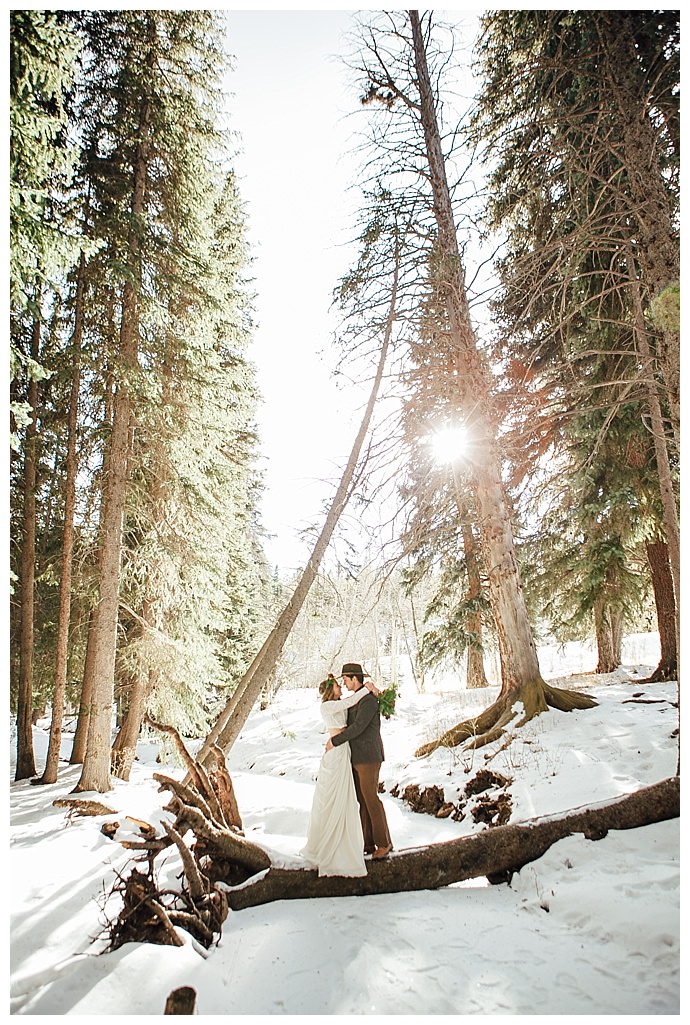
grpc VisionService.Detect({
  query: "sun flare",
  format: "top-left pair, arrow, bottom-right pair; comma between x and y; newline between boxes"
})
430,426 -> 469,465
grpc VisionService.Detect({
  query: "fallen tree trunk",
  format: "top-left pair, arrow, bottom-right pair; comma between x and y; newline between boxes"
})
217,776 -> 679,910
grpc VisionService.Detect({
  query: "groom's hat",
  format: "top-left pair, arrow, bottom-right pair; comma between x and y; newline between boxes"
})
341,662 -> 364,677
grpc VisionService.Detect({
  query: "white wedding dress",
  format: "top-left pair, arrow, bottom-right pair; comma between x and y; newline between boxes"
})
301,688 -> 367,877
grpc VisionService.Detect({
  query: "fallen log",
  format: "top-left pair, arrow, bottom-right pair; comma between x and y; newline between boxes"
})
153,773 -> 270,874
218,776 -> 679,911
53,797 -> 117,817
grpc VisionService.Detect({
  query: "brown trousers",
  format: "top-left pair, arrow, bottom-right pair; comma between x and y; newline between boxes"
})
352,762 -> 392,851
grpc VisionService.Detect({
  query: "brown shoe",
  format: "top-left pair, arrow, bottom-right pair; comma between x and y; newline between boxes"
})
372,844 -> 393,859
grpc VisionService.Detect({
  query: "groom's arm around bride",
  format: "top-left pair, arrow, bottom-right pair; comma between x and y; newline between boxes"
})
326,663 -> 393,859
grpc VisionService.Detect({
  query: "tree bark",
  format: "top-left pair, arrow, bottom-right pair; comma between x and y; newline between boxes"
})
111,601 -> 156,782
645,539 -> 677,681
611,607 -> 623,666
70,607 -> 96,764
164,988 -> 197,1015
111,338 -> 171,781
594,598 -> 617,674
41,250 -> 86,784
453,477 -> 489,689
15,305 -> 41,781
219,776 -> 679,910
408,12 -> 569,711
110,668 -> 152,782
402,594 -> 425,692
75,52 -> 153,794
629,275 -> 680,672
194,263 -> 399,767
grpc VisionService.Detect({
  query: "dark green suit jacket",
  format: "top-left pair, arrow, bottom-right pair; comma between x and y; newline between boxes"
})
331,690 -> 384,764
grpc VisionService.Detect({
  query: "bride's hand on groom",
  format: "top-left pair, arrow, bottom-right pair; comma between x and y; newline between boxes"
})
365,680 -> 382,697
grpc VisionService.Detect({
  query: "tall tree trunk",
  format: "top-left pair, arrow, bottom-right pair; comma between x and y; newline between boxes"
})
610,607 -> 623,666
70,607 -> 96,764
111,667 -> 154,781
15,307 -> 41,781
594,599 -> 617,674
71,336 -> 115,766
111,599 -> 156,781
400,594 -> 424,692
40,251 -> 86,784
74,302 -> 137,792
409,12 -> 596,756
645,539 -> 677,681
75,72 -> 152,794
409,12 -> 546,703
194,267 -> 399,767
452,476 -> 488,689
629,274 -> 680,673
111,328 -> 177,781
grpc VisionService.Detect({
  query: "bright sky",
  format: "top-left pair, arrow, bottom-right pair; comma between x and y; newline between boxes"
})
223,11 -> 365,572
223,9 -> 488,573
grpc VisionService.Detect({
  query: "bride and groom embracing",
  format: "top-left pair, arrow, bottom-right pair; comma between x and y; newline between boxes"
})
301,662 -> 394,877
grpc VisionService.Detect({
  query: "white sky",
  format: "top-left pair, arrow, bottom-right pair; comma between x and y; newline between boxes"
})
222,9 -> 487,573
222,11 -> 366,572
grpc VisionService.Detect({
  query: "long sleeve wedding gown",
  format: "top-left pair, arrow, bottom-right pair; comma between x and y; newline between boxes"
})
301,688 -> 368,877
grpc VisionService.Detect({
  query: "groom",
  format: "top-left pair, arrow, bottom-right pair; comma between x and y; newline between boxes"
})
326,662 -> 393,860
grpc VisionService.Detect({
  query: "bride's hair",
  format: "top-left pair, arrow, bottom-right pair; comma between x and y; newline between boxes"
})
319,673 -> 339,702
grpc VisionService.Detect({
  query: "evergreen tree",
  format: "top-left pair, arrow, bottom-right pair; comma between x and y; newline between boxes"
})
34,9 -> 266,791
347,12 -> 596,757
9,10 -> 82,779
471,10 -> 679,669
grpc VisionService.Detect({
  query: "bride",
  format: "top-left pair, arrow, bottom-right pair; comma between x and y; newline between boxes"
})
301,673 -> 379,877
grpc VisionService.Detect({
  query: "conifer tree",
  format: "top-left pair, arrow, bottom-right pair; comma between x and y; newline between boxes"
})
65,10 -> 261,791
347,11 -> 596,756
10,10 -> 82,779
471,10 -> 679,670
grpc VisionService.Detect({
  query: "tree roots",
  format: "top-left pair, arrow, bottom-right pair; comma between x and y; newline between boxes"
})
415,678 -> 598,757
103,718 -> 267,951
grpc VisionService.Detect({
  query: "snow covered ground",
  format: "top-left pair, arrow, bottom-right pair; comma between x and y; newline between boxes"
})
10,634 -> 679,1016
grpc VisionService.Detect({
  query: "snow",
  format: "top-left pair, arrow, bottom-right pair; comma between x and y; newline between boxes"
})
10,635 -> 679,1016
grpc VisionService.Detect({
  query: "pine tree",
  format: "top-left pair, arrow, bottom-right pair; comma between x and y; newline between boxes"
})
65,10 -> 262,791
347,12 -> 597,756
10,10 -> 82,780
471,10 -> 679,669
